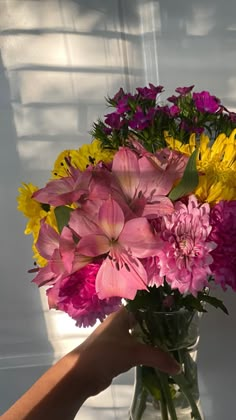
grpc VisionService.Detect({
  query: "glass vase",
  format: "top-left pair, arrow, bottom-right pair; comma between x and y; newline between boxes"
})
129,309 -> 204,420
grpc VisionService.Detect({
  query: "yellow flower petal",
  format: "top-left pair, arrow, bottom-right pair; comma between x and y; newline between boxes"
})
51,139 -> 115,178
165,130 -> 236,204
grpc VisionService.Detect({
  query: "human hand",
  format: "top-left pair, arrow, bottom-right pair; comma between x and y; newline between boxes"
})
73,306 -> 181,397
1,307 -> 181,420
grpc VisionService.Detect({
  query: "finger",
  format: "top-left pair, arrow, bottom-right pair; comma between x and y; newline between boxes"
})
103,306 -> 130,330
134,343 -> 181,375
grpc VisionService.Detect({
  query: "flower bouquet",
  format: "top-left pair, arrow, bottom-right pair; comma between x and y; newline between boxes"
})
18,84 -> 236,419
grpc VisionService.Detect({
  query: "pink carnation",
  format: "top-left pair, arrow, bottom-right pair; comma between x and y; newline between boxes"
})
46,263 -> 121,327
150,196 -> 216,295
209,200 -> 236,290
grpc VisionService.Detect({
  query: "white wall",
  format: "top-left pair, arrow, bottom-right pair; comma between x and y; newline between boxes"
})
0,1 -> 235,418
0,0 -> 157,417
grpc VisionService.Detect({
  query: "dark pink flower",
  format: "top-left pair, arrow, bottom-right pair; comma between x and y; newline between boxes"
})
169,105 -> 180,117
167,95 -> 178,104
175,85 -> 194,95
129,107 -> 156,130
47,263 -> 121,327
179,121 -> 204,134
112,87 -> 125,103
136,84 -> 164,100
209,201 -> 236,291
104,112 -> 123,129
116,96 -> 131,114
193,91 -> 220,113
228,112 -> 236,123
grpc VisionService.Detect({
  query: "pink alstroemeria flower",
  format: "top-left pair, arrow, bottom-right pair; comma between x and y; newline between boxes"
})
112,146 -> 184,219
32,222 -> 90,287
33,170 -> 91,206
70,197 -> 162,299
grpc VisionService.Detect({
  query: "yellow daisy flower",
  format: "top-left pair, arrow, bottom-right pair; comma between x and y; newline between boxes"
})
165,129 -> 236,204
17,183 -> 58,266
17,183 -> 49,235
51,139 -> 115,178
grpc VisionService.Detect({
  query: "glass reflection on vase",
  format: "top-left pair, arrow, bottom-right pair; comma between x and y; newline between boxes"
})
129,309 -> 204,420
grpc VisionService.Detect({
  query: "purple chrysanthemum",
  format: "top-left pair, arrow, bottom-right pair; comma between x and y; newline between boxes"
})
46,263 -> 121,327
209,201 -> 236,291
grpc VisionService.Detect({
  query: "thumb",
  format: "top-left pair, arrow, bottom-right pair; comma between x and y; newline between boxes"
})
133,342 -> 181,375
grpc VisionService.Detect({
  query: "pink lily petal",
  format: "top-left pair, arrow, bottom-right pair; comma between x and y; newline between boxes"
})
112,147 -> 140,200
59,227 -> 75,273
69,208 -> 101,237
72,252 -> 93,272
155,148 -> 187,180
119,217 -> 162,258
46,281 -> 61,309
142,196 -> 174,218
36,222 -> 60,260
138,155 -> 172,196
89,167 -> 112,200
77,234 -> 110,257
98,197 -> 125,239
33,177 -> 88,206
50,249 -> 67,275
32,264 -> 59,287
96,252 -> 148,299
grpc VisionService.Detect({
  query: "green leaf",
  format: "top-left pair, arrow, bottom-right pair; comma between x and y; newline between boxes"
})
182,295 -> 207,313
54,206 -> 73,233
199,293 -> 229,315
168,149 -> 199,201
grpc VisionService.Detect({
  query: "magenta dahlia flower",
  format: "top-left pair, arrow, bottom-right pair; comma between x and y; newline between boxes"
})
209,200 -> 236,291
154,195 -> 216,295
46,263 -> 121,327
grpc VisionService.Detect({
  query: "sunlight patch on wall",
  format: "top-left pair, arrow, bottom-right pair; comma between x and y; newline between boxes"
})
186,5 -> 215,36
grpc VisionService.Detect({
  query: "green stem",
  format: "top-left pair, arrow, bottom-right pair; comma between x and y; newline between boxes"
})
157,371 -> 178,420
159,389 -> 169,420
132,388 -> 147,420
151,369 -> 169,420
173,373 -> 202,420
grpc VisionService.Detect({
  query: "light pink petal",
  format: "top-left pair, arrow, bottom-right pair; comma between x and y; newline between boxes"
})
69,208 -> 101,237
32,265 -> 56,286
119,217 -> 162,258
112,147 -> 140,200
96,253 -> 148,299
50,249 -> 66,275
46,282 -> 61,309
60,227 -> 76,273
138,155 -> 172,196
89,167 -> 112,200
36,222 -> 60,260
98,198 -> 124,239
142,196 -> 174,218
33,173 -> 92,206
72,253 -> 93,272
33,178 -> 76,205
77,234 -> 110,257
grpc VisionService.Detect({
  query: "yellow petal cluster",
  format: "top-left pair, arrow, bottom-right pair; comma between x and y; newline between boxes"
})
165,129 -> 236,204
17,183 -> 58,266
52,139 -> 114,178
